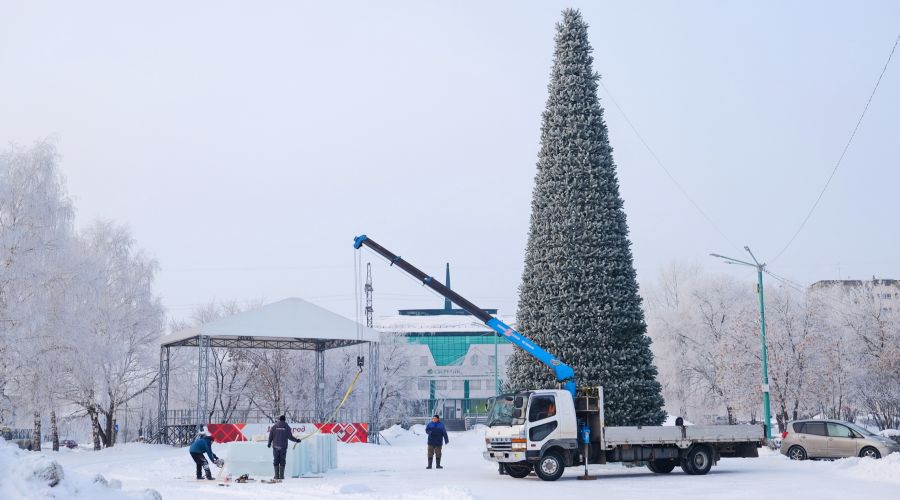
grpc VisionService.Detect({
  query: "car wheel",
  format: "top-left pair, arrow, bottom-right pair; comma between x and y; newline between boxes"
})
534,451 -> 565,482
505,463 -> 532,478
682,445 -> 713,475
787,445 -> 807,460
860,447 -> 881,459
647,459 -> 676,474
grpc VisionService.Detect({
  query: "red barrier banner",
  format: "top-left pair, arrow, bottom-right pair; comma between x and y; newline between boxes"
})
206,422 -> 368,443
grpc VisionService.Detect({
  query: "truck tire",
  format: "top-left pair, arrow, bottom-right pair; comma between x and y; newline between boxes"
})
647,459 -> 676,474
504,463 -> 532,478
534,451 -> 565,482
682,445 -> 713,475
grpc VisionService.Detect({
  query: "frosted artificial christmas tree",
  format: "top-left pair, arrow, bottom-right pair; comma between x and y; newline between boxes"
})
506,9 -> 665,426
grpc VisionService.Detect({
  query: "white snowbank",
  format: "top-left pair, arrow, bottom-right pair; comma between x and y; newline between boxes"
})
879,429 -> 900,437
831,452 -> 900,483
0,438 -> 156,499
44,428 -> 900,500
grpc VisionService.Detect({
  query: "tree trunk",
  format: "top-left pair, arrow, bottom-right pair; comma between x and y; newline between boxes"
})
32,411 -> 42,451
50,411 -> 59,451
88,406 -> 102,450
101,412 -> 115,447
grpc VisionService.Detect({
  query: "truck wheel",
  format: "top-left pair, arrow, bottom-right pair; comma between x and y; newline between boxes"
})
535,452 -> 565,482
683,445 -> 713,475
504,463 -> 532,478
647,460 -> 676,474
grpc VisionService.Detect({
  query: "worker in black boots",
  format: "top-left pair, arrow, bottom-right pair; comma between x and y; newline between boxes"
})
188,430 -> 219,480
425,414 -> 449,469
268,415 -> 301,481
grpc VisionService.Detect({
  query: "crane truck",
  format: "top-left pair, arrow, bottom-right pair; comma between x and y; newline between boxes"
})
354,235 -> 765,481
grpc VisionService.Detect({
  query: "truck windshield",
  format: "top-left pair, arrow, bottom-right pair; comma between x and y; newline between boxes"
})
487,394 -> 524,426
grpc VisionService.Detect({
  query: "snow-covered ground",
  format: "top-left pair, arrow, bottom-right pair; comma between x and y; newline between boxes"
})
15,426 -> 900,500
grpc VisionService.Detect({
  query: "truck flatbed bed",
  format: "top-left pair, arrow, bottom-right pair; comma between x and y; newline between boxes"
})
602,424 -> 765,447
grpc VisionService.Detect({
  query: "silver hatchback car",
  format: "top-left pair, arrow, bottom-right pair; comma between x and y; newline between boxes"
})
781,419 -> 899,460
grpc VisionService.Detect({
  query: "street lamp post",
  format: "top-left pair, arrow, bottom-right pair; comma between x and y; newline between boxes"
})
710,246 -> 773,441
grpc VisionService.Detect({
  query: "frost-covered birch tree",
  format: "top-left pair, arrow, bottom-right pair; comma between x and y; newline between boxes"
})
64,221 -> 164,449
0,141 -> 74,449
506,9 -> 665,426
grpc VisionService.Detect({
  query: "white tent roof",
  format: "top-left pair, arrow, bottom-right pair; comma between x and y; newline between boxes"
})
160,297 -> 379,347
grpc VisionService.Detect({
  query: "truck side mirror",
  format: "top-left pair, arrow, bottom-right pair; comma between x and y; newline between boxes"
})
514,396 -> 525,409
513,409 -> 523,419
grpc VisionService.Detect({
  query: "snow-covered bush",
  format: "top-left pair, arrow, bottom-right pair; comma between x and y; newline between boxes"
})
879,429 -> 900,445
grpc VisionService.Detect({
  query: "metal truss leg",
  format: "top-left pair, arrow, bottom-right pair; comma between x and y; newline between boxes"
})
158,346 -> 170,444
368,341 -> 380,443
196,336 -> 210,433
315,348 -> 325,422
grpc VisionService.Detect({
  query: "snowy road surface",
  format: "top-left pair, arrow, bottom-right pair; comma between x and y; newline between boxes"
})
47,426 -> 900,500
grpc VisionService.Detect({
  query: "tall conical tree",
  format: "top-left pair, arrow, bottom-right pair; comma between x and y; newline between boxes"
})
507,9 -> 665,426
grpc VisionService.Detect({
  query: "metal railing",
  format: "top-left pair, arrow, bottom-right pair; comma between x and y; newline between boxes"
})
162,408 -> 370,425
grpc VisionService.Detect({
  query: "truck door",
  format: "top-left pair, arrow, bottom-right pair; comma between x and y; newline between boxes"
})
526,394 -> 560,454
825,422 -> 858,458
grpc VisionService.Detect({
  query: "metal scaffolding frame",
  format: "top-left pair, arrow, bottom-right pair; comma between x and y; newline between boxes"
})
157,335 -> 377,445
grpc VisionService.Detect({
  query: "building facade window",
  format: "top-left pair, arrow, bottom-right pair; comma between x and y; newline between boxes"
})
435,380 -> 447,391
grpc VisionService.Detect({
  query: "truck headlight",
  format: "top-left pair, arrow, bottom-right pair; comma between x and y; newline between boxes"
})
511,438 -> 526,452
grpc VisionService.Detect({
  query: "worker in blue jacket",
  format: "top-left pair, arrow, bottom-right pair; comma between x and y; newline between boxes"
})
425,414 -> 449,469
188,430 -> 220,480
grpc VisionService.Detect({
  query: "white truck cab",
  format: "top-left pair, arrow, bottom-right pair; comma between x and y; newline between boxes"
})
484,390 -> 581,480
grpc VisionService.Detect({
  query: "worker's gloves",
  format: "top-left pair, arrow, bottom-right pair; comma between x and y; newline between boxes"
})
213,458 -> 224,468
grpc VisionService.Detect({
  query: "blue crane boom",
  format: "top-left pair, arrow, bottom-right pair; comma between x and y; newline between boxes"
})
353,234 -> 576,397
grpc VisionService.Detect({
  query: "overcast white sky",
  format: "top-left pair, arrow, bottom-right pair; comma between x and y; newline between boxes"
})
2,1 -> 898,323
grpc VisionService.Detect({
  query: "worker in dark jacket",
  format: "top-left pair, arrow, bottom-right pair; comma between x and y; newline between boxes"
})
268,415 -> 301,480
188,430 -> 219,480
425,414 -> 449,469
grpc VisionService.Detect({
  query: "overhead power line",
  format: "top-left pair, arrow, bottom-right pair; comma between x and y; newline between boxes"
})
598,80 -> 742,253
771,33 -> 900,264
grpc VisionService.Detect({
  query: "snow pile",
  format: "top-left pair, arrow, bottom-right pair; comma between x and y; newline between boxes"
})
879,429 -> 900,444
0,439 -> 156,499
398,485 -> 476,500
832,452 -> 900,484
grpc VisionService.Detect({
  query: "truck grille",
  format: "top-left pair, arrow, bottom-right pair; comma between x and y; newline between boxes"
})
490,439 -> 512,451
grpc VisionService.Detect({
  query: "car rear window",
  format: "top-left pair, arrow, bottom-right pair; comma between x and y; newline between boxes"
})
804,422 -> 826,436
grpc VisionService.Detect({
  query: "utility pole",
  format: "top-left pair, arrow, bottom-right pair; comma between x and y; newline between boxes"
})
710,246 -> 773,441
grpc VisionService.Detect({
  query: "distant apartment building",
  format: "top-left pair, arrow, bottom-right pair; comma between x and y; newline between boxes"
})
809,278 -> 899,312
